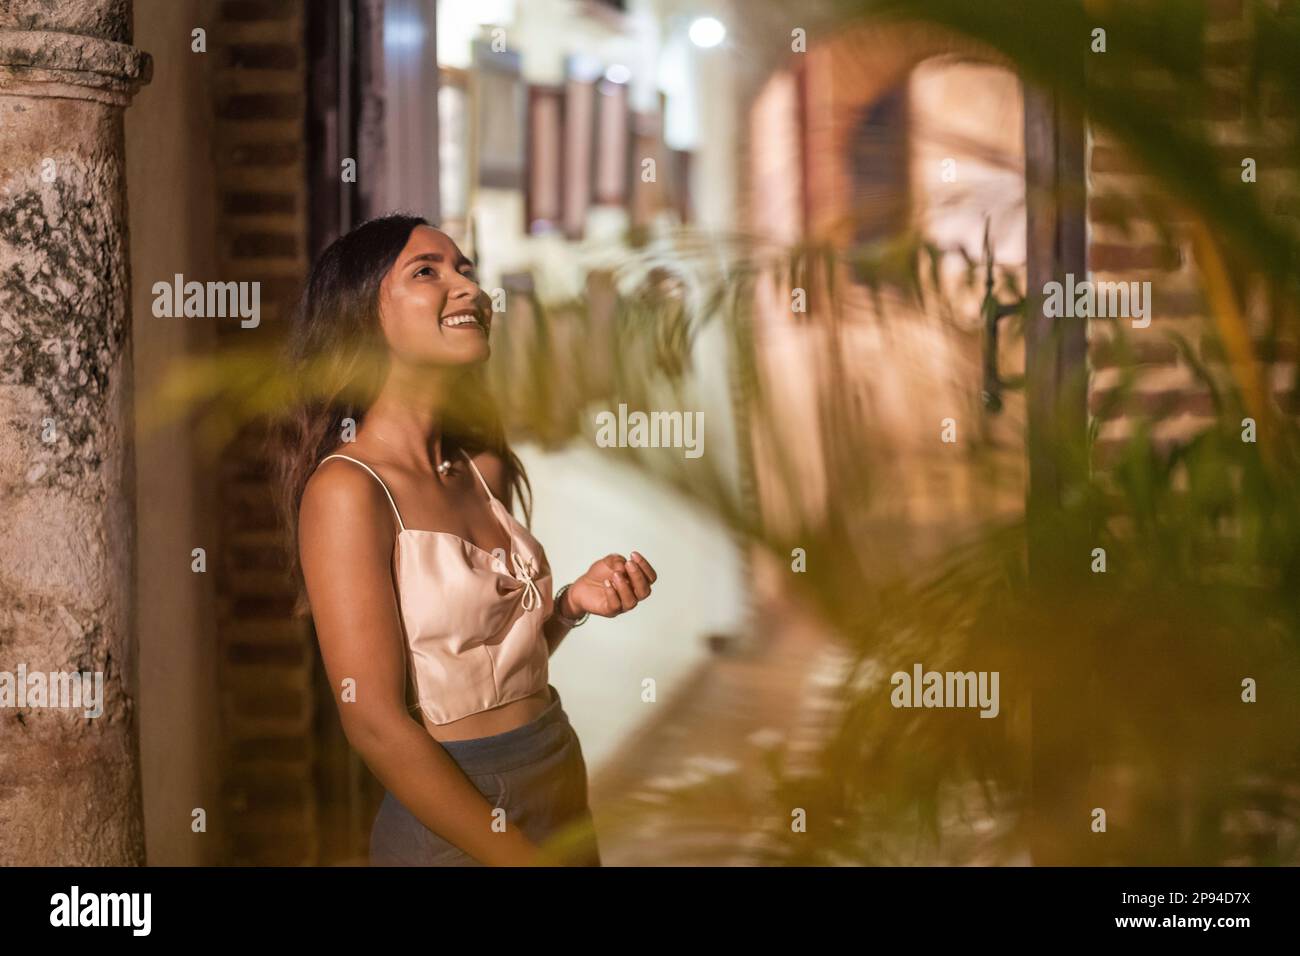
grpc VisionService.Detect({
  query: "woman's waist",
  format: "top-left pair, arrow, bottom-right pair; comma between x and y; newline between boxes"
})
423,686 -> 551,740
421,685 -> 571,772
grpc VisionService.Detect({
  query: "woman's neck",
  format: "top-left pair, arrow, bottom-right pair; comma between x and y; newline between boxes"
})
361,366 -> 455,474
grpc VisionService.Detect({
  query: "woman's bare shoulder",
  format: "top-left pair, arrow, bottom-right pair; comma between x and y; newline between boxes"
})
299,456 -> 396,541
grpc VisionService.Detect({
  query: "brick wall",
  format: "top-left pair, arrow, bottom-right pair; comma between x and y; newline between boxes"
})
207,0 -> 316,865
1086,0 -> 1298,459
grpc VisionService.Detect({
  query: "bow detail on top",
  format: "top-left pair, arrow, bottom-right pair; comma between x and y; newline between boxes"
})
510,551 -> 543,612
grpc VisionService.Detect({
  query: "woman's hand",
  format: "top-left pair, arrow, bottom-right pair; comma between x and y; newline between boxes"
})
561,551 -> 657,620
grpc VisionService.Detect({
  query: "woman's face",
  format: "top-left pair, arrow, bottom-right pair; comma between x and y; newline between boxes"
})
376,225 -> 492,368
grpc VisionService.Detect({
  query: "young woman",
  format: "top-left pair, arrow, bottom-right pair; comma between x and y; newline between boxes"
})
276,214 -> 657,866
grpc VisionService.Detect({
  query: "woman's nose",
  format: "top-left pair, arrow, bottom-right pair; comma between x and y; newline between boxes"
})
448,279 -> 479,301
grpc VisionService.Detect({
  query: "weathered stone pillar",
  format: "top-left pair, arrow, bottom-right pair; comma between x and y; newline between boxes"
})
0,1 -> 151,864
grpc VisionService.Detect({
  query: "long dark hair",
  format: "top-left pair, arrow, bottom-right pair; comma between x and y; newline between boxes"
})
273,213 -> 531,616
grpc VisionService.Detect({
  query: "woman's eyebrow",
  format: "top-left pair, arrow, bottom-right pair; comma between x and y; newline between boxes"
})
403,252 -> 444,268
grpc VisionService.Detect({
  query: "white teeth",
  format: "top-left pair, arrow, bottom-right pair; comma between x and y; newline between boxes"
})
442,314 -> 480,327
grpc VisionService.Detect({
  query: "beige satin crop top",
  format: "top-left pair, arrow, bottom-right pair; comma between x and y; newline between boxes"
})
317,449 -> 552,725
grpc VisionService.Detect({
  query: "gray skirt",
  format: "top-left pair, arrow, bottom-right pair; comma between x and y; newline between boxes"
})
369,684 -> 601,866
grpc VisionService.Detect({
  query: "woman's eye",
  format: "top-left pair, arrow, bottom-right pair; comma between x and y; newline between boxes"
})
415,266 -> 436,278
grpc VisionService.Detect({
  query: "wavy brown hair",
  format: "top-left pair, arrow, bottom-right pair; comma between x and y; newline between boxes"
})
272,213 -> 531,617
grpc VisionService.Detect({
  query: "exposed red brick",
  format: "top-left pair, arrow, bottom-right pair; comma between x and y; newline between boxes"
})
1089,242 -> 1183,271
230,835 -> 313,865
1201,336 -> 1297,363
219,425 -> 276,470
1275,195 -> 1300,217
1130,87 -> 1182,115
1089,337 -> 1182,369
1084,0 -> 1300,500
217,94 -> 302,122
1093,83 -> 1240,123
1205,0 -> 1244,21
1090,387 -> 1218,418
1088,193 -> 1134,227
231,736 -> 310,762
1217,144 -> 1299,169
227,142 -> 300,167
221,0 -> 297,22
1150,288 -> 1208,316
256,275 -> 303,304
231,232 -> 298,258
1207,87 -> 1242,121
224,191 -> 297,215
223,576 -> 296,606
227,43 -> 299,70
1205,39 -> 1248,67
227,641 -> 304,666
217,618 -> 305,648
1265,91 -> 1299,119
210,0 -> 313,869
214,321 -> 278,345
1088,192 -> 1194,228
225,774 -> 312,810
222,499 -> 278,535
218,455 -> 272,483
232,688 -> 307,720
1090,146 -> 1140,175
228,808 -> 314,837
229,595 -> 297,620
225,542 -> 290,574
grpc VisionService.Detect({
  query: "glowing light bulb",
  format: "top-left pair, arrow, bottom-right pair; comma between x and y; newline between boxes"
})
688,16 -> 726,49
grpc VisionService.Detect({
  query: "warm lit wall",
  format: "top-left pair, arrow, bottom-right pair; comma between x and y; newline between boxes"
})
745,27 -> 1027,559
126,0 -> 223,866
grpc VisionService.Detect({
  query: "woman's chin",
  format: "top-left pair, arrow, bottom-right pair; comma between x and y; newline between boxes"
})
421,344 -> 490,368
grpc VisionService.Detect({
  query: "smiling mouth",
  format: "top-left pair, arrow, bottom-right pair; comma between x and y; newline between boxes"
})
440,310 -> 486,331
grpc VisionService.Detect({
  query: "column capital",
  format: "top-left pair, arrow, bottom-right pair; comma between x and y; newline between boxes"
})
0,29 -> 151,106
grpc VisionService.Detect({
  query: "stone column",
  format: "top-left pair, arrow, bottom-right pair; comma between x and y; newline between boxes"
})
0,1 -> 151,864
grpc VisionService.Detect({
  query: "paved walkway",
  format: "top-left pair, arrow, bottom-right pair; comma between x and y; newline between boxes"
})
587,588 -> 849,866
583,587 -> 1024,867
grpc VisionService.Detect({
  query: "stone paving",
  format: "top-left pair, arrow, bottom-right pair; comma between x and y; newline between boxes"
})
586,591 -> 849,866
582,587 -> 1026,866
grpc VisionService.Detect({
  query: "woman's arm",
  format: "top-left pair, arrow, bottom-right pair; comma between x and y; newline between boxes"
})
299,461 -> 542,866
543,592 -> 578,657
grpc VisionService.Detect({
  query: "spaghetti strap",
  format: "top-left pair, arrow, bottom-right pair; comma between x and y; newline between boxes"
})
460,448 -> 497,502
318,454 -> 407,531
